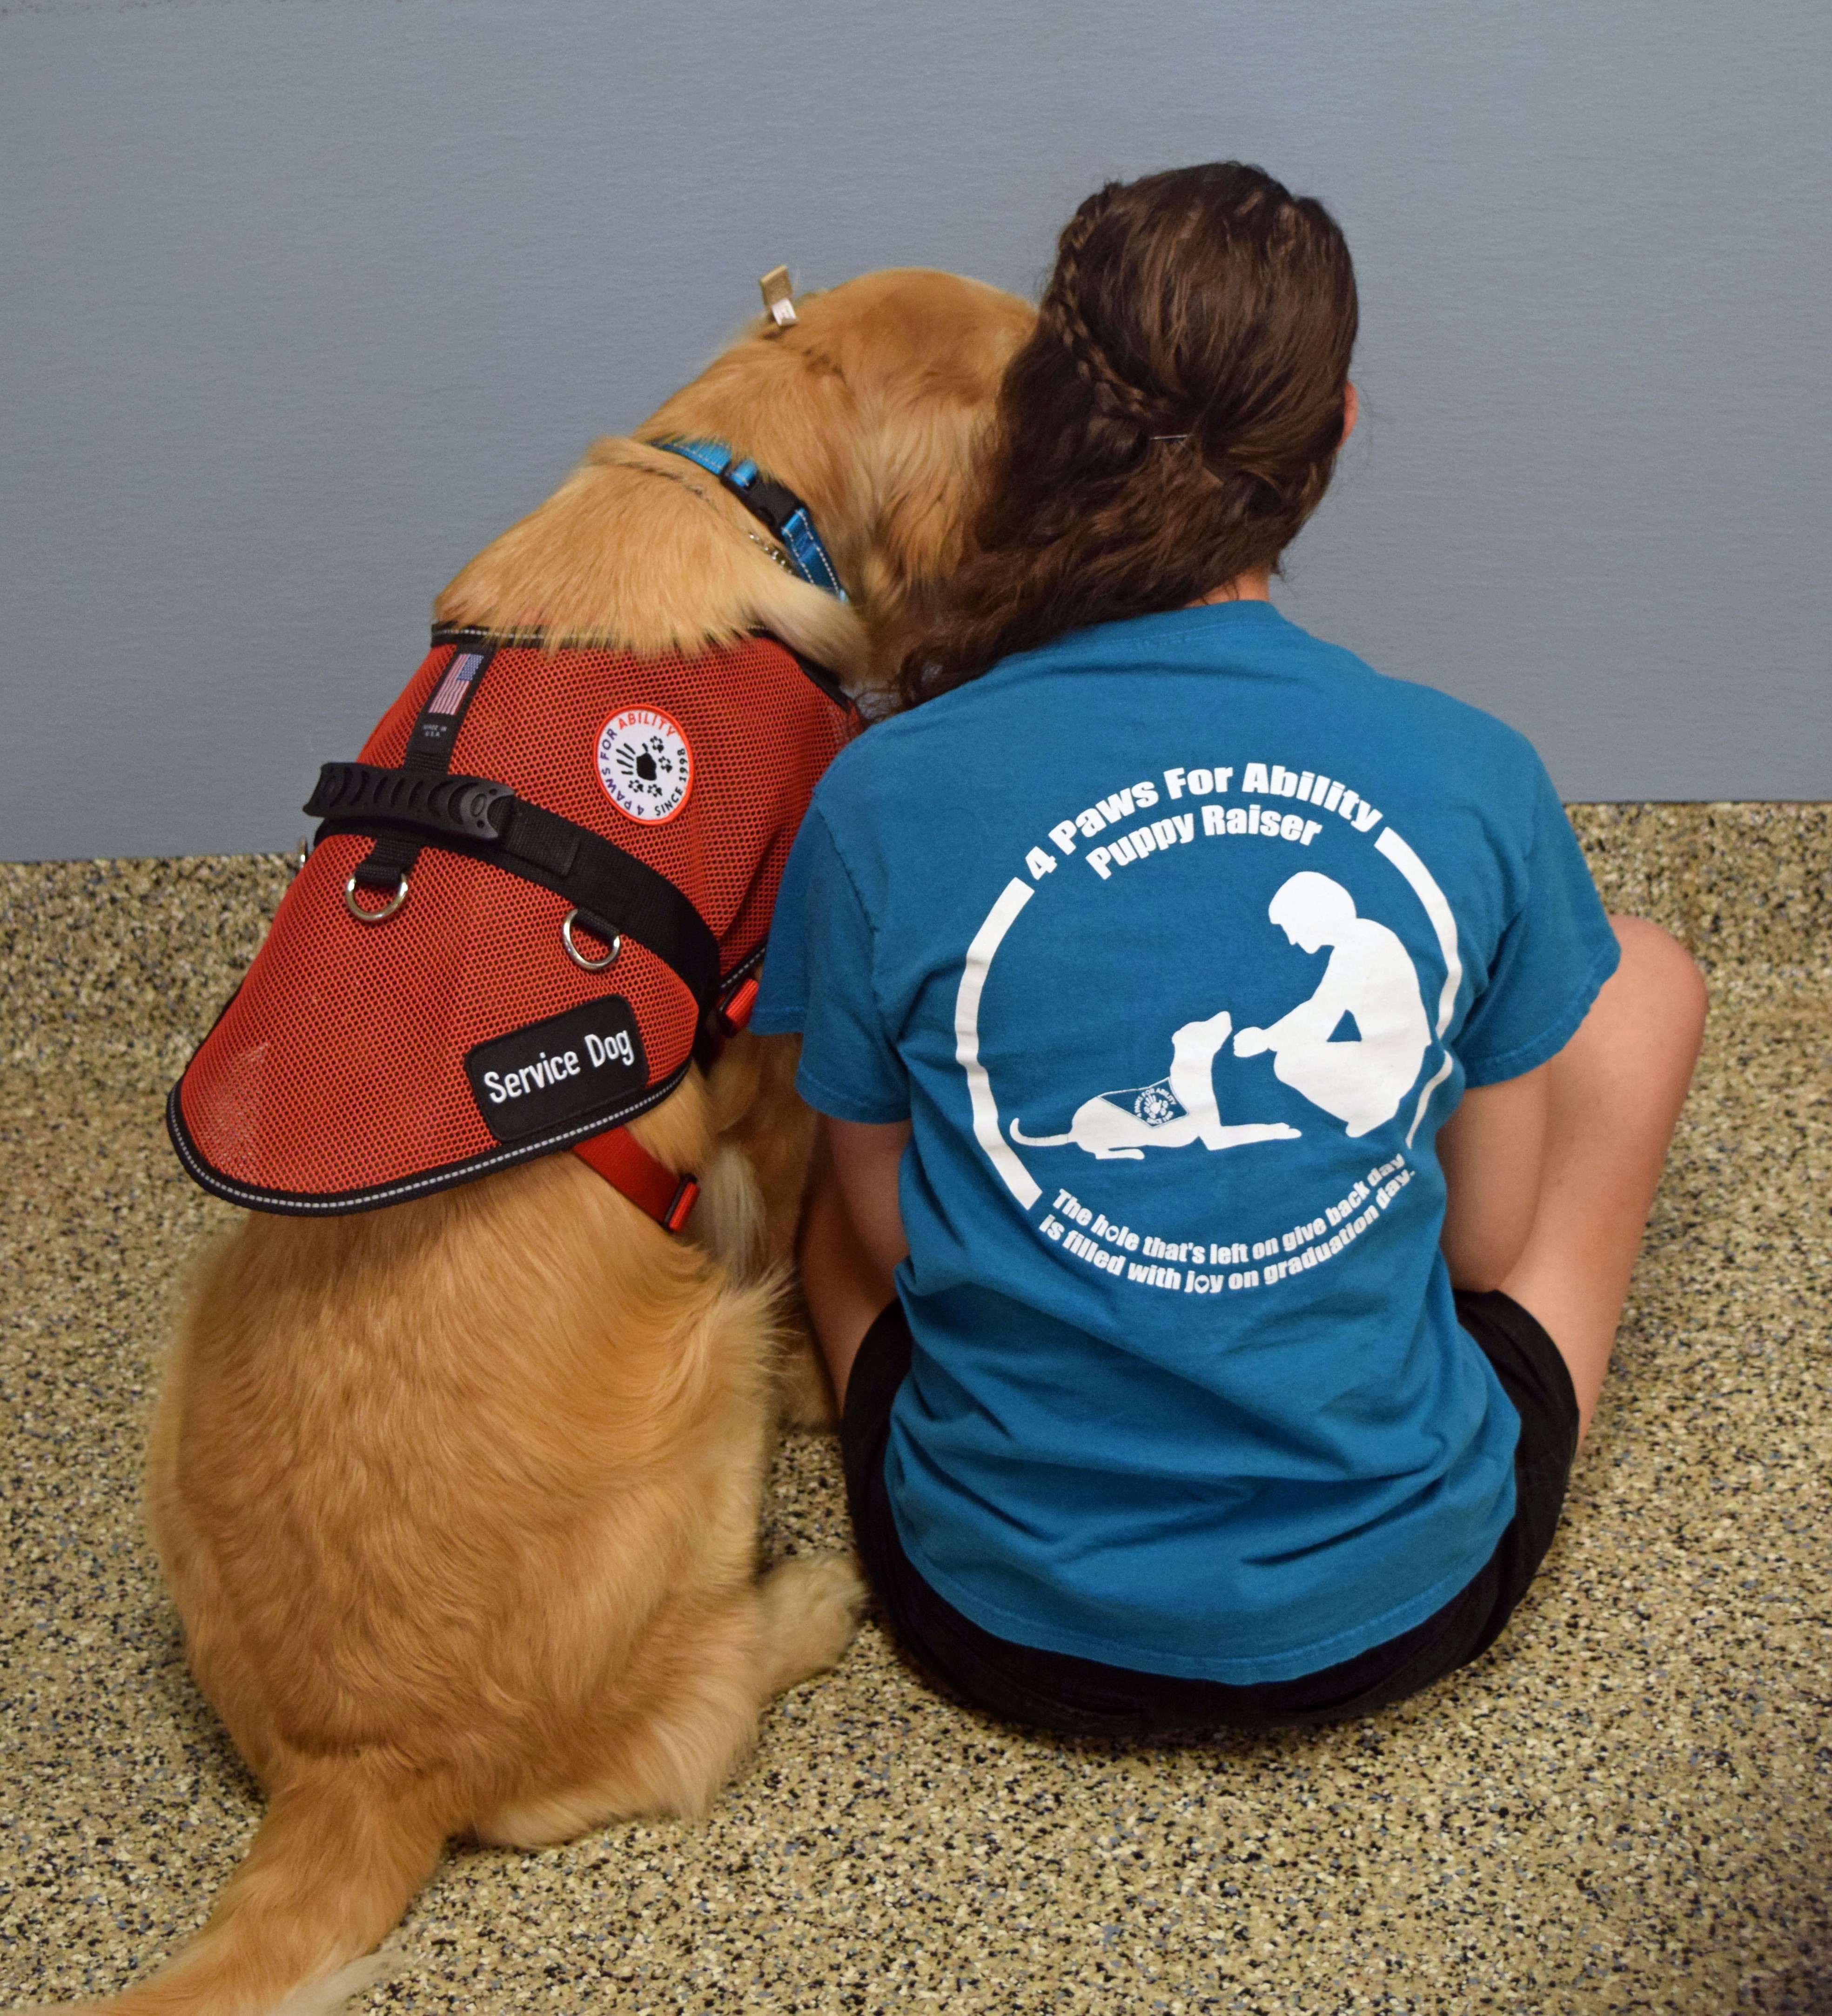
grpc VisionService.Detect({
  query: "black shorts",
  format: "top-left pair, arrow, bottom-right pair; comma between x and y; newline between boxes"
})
839,1289 -> 1579,1737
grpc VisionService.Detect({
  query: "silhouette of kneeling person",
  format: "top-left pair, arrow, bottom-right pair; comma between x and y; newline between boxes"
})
1234,872 -> 1430,1138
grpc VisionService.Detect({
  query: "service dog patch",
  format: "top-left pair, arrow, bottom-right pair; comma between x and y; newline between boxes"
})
464,1000 -> 649,1142
596,706 -> 691,823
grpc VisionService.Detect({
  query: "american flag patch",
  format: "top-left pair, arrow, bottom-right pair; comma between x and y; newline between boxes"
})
428,651 -> 484,716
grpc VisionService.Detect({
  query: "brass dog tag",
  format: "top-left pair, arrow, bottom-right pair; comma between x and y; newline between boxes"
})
759,264 -> 797,326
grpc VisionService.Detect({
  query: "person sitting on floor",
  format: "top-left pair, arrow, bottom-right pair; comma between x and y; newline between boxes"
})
757,162 -> 1707,1738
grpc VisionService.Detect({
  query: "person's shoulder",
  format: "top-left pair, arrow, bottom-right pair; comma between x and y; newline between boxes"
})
815,671 -> 1028,806
1371,665 -> 1540,767
1283,623 -> 1550,780
815,697 -> 947,794
803,696 -> 954,849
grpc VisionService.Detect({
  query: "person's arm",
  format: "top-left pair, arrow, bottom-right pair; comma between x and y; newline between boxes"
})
1235,952 -> 1350,1056
1435,1062 -> 1551,1292
798,1114 -> 912,1409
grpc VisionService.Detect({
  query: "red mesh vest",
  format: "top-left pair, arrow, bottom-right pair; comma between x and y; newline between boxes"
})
169,629 -> 854,1213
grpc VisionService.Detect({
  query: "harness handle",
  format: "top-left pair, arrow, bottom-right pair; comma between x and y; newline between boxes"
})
309,763 -> 722,1015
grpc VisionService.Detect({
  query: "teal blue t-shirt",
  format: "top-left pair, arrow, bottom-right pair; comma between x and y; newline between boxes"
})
754,602 -> 1618,1684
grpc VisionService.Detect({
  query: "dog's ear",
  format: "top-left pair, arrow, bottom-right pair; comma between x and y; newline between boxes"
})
857,386 -> 1000,692
835,275 -> 1034,696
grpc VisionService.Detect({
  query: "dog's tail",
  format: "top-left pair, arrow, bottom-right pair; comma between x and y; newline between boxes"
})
27,1758 -> 446,2016
1008,1117 -> 1074,1147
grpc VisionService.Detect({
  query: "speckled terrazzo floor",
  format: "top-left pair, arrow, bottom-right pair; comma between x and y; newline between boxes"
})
3,805 -> 1829,2015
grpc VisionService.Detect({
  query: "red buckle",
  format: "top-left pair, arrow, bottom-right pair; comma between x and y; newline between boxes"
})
663,1175 -> 701,1233
718,975 -> 760,1036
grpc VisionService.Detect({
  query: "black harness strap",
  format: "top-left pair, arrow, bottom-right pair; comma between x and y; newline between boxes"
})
308,761 -> 722,1012
351,642 -> 497,892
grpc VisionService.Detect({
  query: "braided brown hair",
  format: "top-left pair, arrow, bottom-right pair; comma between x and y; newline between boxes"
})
897,163 -> 1357,708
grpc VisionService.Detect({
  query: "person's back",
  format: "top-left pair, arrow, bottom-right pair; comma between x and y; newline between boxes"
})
773,597 -> 1612,1682
758,164 -> 1707,1735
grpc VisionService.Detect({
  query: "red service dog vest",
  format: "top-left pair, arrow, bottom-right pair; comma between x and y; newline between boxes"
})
169,629 -> 854,1213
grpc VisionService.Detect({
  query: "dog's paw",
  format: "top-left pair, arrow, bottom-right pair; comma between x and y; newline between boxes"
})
776,1329 -> 839,1429
754,1553 -> 867,1694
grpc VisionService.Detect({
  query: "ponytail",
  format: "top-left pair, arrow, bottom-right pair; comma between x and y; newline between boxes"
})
899,163 -> 1357,709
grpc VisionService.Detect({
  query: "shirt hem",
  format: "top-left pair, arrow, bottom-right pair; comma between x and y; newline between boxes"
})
792,1060 -> 912,1127
1461,930 -> 1622,1089
891,1507 -> 1513,1688
746,1002 -> 804,1036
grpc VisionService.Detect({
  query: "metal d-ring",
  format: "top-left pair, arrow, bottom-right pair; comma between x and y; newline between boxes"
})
344,871 -> 409,923
562,909 -> 621,972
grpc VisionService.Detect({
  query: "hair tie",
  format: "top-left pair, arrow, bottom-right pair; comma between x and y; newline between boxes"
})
1150,434 -> 1189,443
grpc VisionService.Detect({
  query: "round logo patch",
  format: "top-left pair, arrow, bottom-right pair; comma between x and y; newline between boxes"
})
595,706 -> 692,824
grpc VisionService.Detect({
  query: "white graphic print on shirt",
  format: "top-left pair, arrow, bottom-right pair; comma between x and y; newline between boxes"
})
1232,872 -> 1430,1137
1011,1007 -> 1302,1161
954,758 -> 1462,1298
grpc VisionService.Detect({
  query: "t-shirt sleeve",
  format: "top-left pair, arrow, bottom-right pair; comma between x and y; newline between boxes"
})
1456,766 -> 1621,1088
750,804 -> 911,1123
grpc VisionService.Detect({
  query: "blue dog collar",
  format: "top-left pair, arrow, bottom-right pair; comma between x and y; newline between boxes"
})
651,437 -> 848,602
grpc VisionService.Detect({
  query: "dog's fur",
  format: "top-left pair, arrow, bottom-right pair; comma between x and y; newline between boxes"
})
36,271 -> 1031,2016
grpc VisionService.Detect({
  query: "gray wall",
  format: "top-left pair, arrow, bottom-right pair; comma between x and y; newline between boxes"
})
3,0 -> 1827,861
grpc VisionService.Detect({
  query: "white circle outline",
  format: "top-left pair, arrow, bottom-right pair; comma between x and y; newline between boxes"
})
595,705 -> 693,825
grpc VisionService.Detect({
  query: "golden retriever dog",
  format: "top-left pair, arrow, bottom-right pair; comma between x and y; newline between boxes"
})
34,269 -> 1031,2016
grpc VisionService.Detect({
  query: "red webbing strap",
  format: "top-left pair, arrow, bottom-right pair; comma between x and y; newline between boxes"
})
572,1127 -> 700,1233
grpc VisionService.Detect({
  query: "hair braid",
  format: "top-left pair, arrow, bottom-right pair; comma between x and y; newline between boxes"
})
1044,187 -> 1176,432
